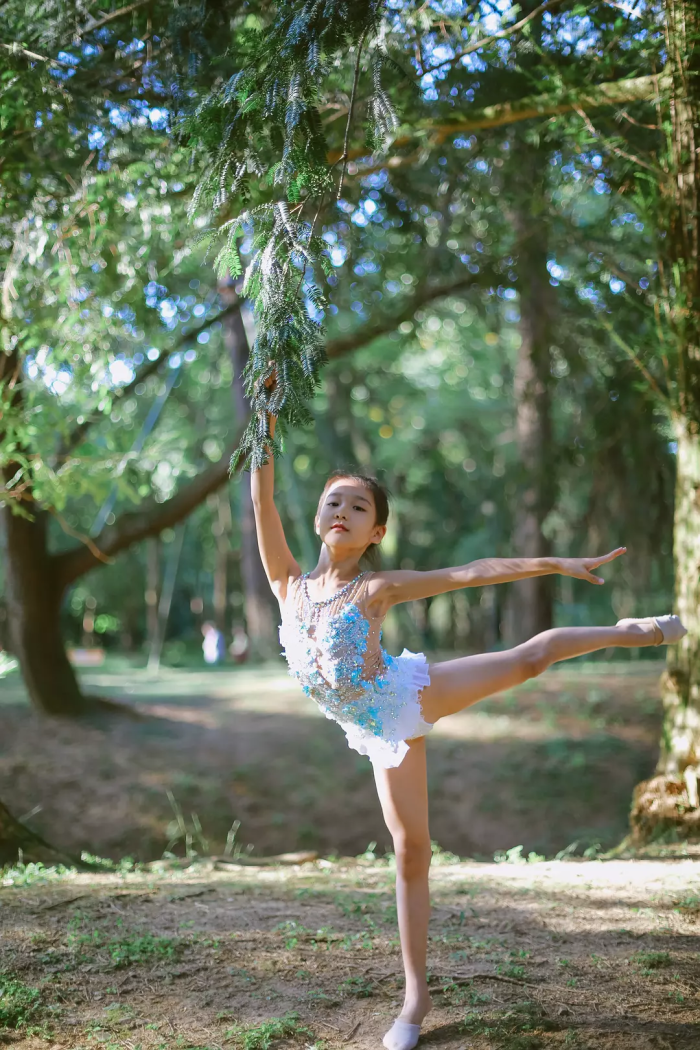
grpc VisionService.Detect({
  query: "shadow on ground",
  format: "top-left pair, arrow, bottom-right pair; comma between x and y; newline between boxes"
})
0,856 -> 698,1049
0,660 -> 664,862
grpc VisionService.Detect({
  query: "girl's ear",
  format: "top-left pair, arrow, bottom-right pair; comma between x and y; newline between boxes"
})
371,523 -> 387,545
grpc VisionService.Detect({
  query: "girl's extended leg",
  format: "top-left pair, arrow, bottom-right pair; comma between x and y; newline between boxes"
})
420,620 -> 661,723
373,737 -> 433,1037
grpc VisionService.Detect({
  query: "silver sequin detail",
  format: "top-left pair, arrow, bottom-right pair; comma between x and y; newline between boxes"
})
279,574 -> 429,751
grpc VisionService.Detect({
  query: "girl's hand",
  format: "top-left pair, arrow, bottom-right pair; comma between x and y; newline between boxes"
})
554,547 -> 626,585
256,364 -> 278,429
263,365 -> 278,393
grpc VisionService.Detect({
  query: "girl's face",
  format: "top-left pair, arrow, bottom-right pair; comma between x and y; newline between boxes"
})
315,479 -> 386,556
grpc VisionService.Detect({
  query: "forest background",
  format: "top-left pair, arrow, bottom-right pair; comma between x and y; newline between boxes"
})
0,0 -> 698,865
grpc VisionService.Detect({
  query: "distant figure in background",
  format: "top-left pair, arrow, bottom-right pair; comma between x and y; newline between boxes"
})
201,622 -> 225,665
229,625 -> 250,665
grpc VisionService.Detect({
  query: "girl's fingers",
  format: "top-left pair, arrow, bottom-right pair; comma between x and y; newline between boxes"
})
600,547 -> 627,564
587,547 -> 627,568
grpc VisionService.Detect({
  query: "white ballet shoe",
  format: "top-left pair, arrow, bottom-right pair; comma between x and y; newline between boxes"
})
616,614 -> 688,645
382,1020 -> 422,1050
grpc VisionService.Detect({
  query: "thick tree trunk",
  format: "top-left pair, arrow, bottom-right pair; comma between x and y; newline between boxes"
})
660,425 -> 700,775
630,424 -> 700,842
0,799 -> 79,867
630,0 -> 700,842
503,147 -> 556,645
0,503 -> 87,715
219,280 -> 278,656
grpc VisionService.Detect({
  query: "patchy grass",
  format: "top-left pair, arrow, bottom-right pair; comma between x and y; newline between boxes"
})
0,974 -> 42,1030
226,1011 -> 316,1050
461,1000 -> 558,1048
632,949 -> 672,972
1,856 -> 699,1049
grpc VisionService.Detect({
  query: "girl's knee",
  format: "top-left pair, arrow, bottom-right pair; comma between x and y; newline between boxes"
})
393,834 -> 431,879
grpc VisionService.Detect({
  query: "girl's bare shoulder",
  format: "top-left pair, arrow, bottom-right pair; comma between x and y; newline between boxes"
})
363,570 -> 406,618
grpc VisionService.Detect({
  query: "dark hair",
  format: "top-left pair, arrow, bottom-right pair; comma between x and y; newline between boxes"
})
319,471 -> 390,569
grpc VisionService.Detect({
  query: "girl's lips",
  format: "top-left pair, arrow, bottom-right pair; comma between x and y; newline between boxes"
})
331,524 -> 348,532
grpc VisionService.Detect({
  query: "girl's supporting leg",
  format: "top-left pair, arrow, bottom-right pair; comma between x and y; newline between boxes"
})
420,620 -> 660,723
372,737 -> 433,1029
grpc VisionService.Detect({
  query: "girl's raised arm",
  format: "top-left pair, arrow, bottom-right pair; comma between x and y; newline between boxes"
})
369,550 -> 626,610
250,414 -> 301,604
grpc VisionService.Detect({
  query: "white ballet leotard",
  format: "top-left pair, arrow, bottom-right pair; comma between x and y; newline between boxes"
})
279,571 -> 433,768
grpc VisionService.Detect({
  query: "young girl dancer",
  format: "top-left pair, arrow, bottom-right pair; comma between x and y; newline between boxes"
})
251,410 -> 686,1050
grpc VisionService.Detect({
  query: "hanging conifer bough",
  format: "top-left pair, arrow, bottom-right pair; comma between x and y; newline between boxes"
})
183,0 -> 400,471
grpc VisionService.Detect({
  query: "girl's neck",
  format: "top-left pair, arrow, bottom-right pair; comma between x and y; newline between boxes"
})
308,546 -> 363,587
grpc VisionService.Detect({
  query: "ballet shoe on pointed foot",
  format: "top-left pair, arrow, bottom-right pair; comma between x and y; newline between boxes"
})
382,1020 -> 422,1050
616,614 -> 688,646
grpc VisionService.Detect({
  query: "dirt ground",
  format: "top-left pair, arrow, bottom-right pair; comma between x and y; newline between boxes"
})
0,659 -> 666,862
1,853 -> 699,1050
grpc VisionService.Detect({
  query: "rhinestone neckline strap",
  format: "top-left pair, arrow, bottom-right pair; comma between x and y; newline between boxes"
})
301,571 -> 367,608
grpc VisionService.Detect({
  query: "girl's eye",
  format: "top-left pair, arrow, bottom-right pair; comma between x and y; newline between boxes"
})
353,505 -> 366,513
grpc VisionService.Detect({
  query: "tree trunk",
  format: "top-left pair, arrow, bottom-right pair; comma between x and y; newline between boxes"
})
630,0 -> 700,842
147,524 -> 186,672
213,492 -> 231,634
0,798 -> 80,867
630,424 -> 700,842
660,424 -> 700,775
0,502 -> 87,715
219,280 -> 278,656
503,146 -> 556,645
145,537 -> 160,651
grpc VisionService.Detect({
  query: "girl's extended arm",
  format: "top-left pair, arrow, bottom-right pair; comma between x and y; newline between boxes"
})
250,414 -> 301,603
371,549 -> 626,609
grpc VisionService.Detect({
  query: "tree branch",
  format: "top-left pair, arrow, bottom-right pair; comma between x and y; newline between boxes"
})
52,277 -> 476,585
422,0 -> 568,75
56,302 -> 239,460
599,317 -> 672,410
327,72 -> 671,167
0,41 -> 72,67
76,0 -> 151,36
326,273 -> 477,359
53,432 -> 245,588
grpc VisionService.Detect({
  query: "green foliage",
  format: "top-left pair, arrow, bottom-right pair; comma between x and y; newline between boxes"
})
225,1011 -> 314,1050
0,975 -> 41,1030
494,845 -> 545,865
338,975 -> 374,997
632,949 -> 671,972
0,861 -> 75,888
107,933 -> 182,968
184,1 -> 405,468
461,1000 -> 558,1048
66,913 -> 183,968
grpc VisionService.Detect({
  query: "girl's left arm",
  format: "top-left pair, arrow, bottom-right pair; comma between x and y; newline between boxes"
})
369,549 -> 626,610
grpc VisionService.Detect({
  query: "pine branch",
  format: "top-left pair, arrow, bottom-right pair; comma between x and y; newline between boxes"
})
184,0 -> 385,470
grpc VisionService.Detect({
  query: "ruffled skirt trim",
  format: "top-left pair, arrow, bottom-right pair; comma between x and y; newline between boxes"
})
329,649 -> 433,769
